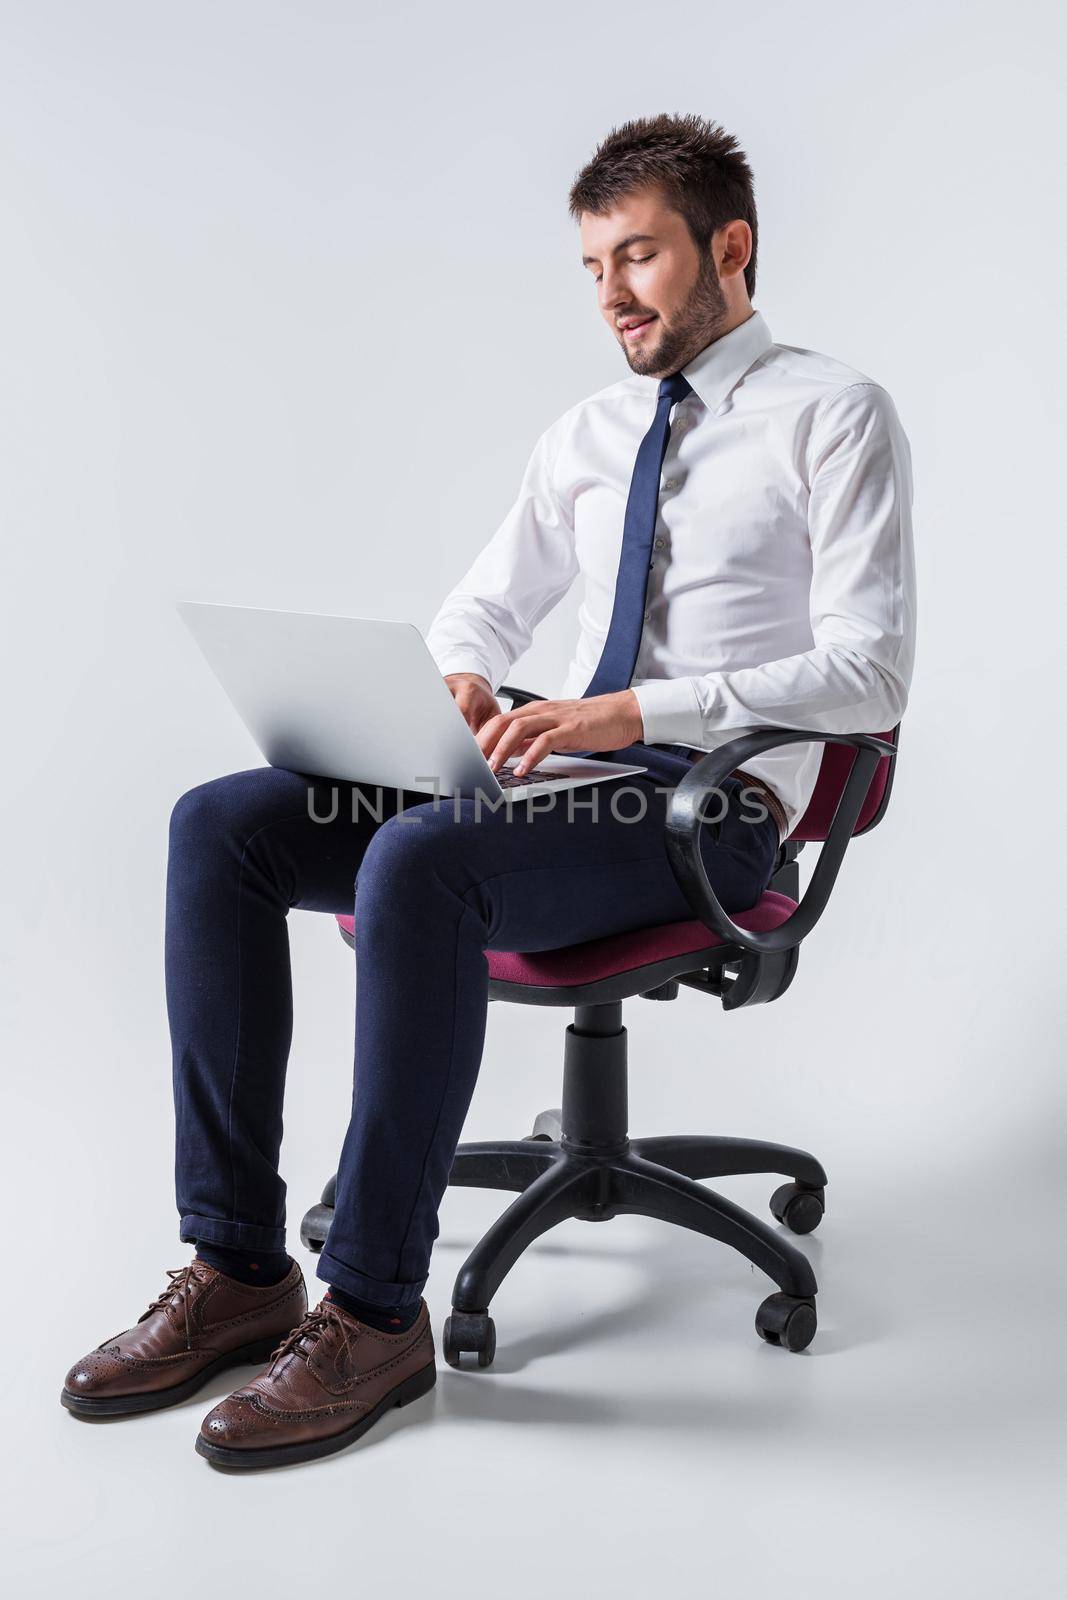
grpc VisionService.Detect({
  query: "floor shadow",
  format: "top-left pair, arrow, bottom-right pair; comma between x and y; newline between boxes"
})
428,1196 -> 872,1372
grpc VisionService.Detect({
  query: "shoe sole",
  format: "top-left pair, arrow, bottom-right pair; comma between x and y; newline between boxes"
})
194,1359 -> 437,1470
59,1337 -> 283,1418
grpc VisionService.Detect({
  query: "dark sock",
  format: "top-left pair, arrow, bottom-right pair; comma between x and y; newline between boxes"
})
326,1285 -> 420,1334
195,1241 -> 292,1287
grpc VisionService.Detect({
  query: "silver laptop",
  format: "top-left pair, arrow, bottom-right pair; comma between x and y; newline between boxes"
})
176,602 -> 647,801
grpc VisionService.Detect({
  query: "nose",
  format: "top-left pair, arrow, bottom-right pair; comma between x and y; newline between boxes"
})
598,261 -> 632,316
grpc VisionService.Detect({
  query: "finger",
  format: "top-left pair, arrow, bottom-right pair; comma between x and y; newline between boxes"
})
471,700 -> 501,734
513,733 -> 557,775
516,715 -> 601,772
475,704 -> 541,748
479,712 -> 553,766
488,719 -> 557,771
487,727 -> 540,771
474,711 -> 514,756
478,699 -> 562,748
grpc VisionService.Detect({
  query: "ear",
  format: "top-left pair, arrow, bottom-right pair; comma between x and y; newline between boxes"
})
717,219 -> 752,281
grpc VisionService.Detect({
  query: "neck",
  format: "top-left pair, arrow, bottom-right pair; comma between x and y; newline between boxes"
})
703,303 -> 756,348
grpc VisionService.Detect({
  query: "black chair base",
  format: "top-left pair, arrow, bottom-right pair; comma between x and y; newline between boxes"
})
300,1000 -> 827,1368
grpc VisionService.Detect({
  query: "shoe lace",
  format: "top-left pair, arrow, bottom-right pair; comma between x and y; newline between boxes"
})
266,1301 -> 353,1371
142,1264 -> 201,1350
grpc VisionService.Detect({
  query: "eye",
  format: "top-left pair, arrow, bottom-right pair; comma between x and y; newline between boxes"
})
593,253 -> 656,285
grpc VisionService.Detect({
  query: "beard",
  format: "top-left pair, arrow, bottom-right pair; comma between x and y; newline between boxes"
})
623,251 -> 730,376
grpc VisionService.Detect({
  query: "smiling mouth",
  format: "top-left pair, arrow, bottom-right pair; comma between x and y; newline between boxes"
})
621,316 -> 657,340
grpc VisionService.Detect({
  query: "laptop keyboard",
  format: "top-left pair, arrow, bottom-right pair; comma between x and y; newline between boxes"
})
495,765 -> 557,788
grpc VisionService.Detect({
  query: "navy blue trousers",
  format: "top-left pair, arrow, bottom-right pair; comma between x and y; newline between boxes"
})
165,746 -> 779,1310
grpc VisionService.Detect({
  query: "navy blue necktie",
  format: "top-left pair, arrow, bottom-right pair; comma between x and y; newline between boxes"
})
582,369 -> 692,700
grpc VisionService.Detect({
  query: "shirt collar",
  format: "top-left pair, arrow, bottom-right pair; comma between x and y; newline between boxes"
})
679,309 -> 773,413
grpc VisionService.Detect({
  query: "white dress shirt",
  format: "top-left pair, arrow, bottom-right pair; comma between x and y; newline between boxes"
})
425,309 -> 916,836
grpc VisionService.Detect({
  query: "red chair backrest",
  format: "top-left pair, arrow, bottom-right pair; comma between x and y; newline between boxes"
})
789,726 -> 899,843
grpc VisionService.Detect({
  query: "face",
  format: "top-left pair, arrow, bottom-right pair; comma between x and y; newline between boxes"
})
580,185 -> 749,377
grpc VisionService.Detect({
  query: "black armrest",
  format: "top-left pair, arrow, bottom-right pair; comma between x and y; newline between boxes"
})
497,683 -> 548,708
664,728 -> 898,957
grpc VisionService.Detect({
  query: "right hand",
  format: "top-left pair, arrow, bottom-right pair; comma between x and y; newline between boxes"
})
444,672 -> 502,735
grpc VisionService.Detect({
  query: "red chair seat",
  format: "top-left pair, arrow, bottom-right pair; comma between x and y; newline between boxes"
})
335,889 -> 796,991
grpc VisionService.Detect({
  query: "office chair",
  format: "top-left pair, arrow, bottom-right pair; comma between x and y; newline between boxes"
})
301,684 -> 899,1368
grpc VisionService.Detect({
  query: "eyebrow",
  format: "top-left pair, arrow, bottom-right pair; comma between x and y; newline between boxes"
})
581,232 -> 658,268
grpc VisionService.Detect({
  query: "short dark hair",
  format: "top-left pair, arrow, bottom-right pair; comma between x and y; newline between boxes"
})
568,113 -> 758,298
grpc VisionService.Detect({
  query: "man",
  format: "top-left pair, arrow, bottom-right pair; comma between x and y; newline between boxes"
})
61,112 -> 915,1470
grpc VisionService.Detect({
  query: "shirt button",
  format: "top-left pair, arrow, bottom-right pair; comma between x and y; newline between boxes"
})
663,478 -> 677,490
643,608 -> 651,622
654,537 -> 665,549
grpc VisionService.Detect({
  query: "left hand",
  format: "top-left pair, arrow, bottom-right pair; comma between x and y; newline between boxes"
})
476,690 -> 645,776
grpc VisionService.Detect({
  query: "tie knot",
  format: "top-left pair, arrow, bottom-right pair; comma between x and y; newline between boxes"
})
658,371 -> 692,408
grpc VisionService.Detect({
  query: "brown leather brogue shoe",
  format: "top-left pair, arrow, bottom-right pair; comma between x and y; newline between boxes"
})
196,1296 -> 436,1469
61,1256 -> 307,1417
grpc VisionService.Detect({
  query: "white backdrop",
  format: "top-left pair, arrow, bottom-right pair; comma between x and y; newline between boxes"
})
2,1 -> 1065,1594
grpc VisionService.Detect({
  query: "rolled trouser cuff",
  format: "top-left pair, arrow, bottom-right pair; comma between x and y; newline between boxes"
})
179,1213 -> 287,1252
316,1248 -> 426,1311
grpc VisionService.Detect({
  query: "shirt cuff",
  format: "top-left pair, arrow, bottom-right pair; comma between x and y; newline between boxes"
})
426,650 -> 498,688
629,676 -> 705,746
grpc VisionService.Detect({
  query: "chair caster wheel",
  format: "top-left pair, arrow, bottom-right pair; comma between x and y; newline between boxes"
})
299,1203 -> 332,1254
443,1311 -> 497,1369
756,1293 -> 817,1352
770,1182 -> 825,1234
528,1108 -> 562,1142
